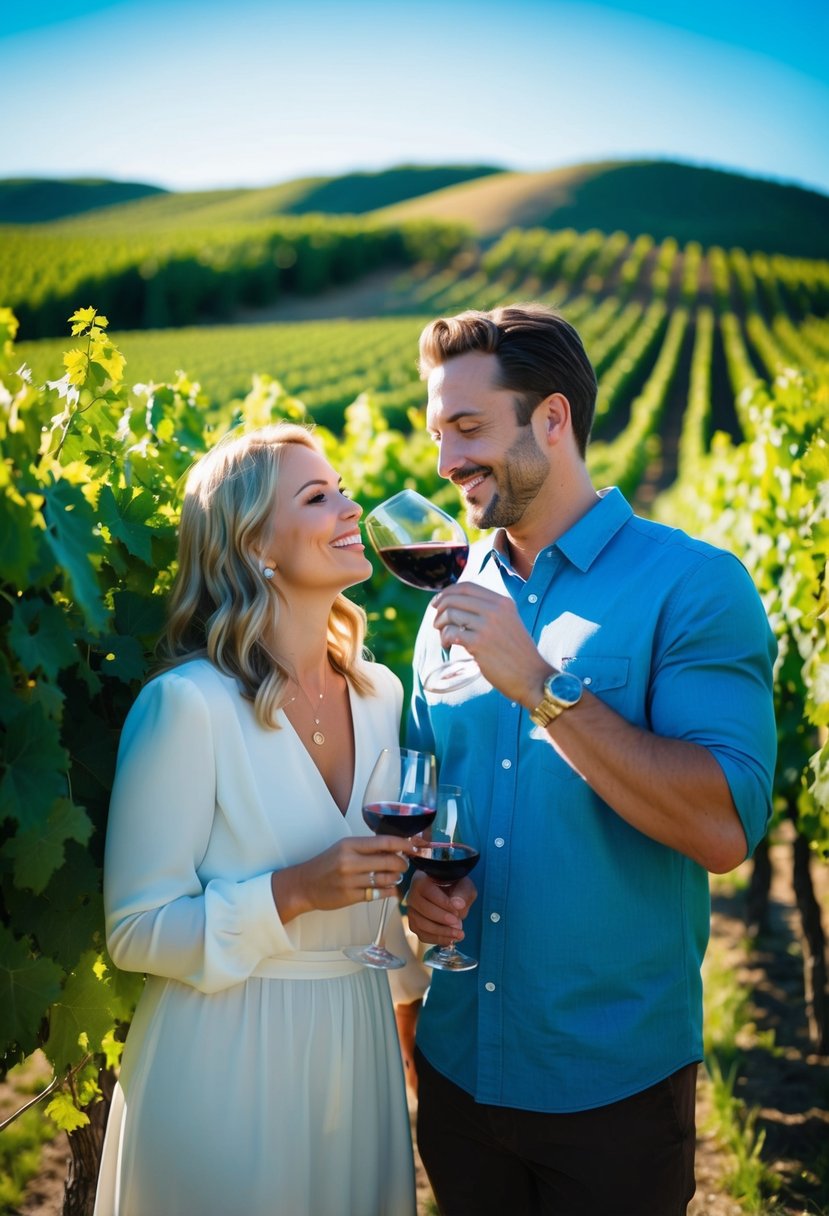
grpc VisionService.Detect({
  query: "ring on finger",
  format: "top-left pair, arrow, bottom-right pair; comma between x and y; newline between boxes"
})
368,870 -> 376,887
364,887 -> 382,902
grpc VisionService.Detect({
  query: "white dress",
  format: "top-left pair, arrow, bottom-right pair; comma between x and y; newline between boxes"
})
94,658 -> 422,1216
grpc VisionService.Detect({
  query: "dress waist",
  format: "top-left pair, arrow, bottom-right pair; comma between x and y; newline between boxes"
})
251,949 -> 365,980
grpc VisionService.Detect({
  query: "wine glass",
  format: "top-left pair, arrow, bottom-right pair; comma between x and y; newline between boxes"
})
365,488 -> 479,694
343,747 -> 437,970
411,784 -> 480,972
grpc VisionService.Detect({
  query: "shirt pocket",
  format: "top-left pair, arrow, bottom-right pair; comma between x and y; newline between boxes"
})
536,655 -> 631,782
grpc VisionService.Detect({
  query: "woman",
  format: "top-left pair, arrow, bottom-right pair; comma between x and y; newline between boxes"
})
95,423 -> 425,1216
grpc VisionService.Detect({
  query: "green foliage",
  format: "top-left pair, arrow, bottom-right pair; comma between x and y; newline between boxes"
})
0,1056 -> 60,1213
1,216 -> 470,339
655,368 -> 829,856
0,304 -> 447,1128
701,934 -> 782,1211
704,1056 -> 781,1211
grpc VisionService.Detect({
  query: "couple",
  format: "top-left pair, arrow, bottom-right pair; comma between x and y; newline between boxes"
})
95,304 -> 777,1216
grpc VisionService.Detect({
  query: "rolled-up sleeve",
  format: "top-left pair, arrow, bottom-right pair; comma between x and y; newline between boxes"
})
651,552 -> 777,856
105,673 -> 289,993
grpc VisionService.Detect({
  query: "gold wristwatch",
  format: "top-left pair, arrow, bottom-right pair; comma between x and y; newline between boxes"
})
529,670 -> 584,728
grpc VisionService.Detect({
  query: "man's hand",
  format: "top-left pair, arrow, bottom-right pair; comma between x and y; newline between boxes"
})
406,869 -> 477,946
432,583 -> 550,708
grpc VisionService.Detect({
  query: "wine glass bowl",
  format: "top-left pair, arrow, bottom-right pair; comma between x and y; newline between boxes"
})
365,489 -> 479,693
343,747 -> 437,971
411,784 -> 480,972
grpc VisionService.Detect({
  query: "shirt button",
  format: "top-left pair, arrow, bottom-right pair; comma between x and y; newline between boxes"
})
501,758 -> 512,769
584,676 -> 592,686
485,982 -> 496,992
528,593 -> 538,604
494,837 -> 505,848
490,912 -> 501,923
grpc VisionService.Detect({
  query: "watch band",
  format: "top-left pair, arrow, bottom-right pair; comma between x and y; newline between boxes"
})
529,696 -> 566,729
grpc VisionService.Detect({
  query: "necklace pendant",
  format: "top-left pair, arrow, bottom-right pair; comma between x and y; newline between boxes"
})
312,730 -> 325,746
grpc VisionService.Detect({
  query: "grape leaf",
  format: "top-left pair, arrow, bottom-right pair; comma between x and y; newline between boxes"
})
68,307 -> 99,335
41,479 -> 107,633
8,599 -> 79,680
5,842 -> 104,970
97,483 -> 156,564
0,491 -> 39,585
44,950 -> 120,1073
27,678 -> 66,722
97,633 -> 146,682
45,1090 -> 90,1132
4,798 -> 92,893
0,924 -> 63,1052
113,589 -> 166,642
0,702 -> 67,831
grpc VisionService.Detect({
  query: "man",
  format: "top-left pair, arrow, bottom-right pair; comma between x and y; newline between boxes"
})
405,304 -> 777,1216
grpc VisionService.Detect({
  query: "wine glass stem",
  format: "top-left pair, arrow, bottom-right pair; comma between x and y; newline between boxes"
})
372,897 -> 391,948
441,884 -> 458,957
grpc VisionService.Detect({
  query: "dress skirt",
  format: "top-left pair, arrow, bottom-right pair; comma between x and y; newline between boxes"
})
94,964 -> 416,1216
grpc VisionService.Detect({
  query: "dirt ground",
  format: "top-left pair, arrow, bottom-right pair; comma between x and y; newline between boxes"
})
10,831 -> 829,1216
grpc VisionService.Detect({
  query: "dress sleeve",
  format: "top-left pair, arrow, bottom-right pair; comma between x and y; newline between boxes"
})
651,552 -> 778,857
104,671 -> 288,994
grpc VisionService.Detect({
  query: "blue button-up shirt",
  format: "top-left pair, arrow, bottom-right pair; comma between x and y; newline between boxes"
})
407,488 -> 777,1113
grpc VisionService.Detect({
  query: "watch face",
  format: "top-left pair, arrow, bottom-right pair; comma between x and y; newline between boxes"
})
550,671 -> 583,706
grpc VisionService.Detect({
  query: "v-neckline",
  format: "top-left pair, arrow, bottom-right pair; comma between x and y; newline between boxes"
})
281,678 -> 357,818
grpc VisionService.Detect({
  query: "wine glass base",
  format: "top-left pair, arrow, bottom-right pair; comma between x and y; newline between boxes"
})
423,656 -> 480,695
342,944 -> 407,970
423,945 -> 478,972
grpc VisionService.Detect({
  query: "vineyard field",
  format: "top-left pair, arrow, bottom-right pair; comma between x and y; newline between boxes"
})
14,224 -> 829,499
2,161 -> 829,1214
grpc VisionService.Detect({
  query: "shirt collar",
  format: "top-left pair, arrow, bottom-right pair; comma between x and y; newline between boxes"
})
477,487 -> 633,576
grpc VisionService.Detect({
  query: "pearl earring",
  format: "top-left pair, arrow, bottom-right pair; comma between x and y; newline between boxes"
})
262,566 -> 275,580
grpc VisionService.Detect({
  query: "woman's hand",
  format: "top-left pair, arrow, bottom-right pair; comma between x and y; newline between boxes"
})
271,836 -> 415,923
405,870 -> 477,946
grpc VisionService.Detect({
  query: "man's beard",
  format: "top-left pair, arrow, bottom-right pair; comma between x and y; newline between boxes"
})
467,426 -> 548,530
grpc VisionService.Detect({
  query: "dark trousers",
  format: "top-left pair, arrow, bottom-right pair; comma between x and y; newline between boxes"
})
415,1048 -> 697,1216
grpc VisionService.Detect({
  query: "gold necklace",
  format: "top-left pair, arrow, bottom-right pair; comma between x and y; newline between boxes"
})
290,668 -> 328,746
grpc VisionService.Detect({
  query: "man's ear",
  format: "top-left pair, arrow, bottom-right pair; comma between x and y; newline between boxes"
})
538,392 -> 571,447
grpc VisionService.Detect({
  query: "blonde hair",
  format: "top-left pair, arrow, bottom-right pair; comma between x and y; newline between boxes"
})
160,422 -> 374,727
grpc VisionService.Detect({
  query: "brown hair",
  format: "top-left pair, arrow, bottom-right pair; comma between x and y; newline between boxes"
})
160,422 -> 374,728
418,303 -> 597,456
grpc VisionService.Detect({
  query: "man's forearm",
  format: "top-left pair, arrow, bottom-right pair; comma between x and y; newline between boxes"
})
530,688 -> 747,873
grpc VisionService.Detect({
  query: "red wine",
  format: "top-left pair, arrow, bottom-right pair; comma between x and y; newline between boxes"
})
363,801 -> 436,838
376,542 -> 468,591
410,843 -> 479,886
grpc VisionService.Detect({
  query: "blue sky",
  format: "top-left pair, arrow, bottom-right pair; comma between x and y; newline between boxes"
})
2,0 -> 828,195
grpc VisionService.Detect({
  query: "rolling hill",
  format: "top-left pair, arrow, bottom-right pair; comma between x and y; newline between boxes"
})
4,160 -> 826,260
0,177 -> 167,223
372,160 -> 829,258
0,165 -> 502,231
